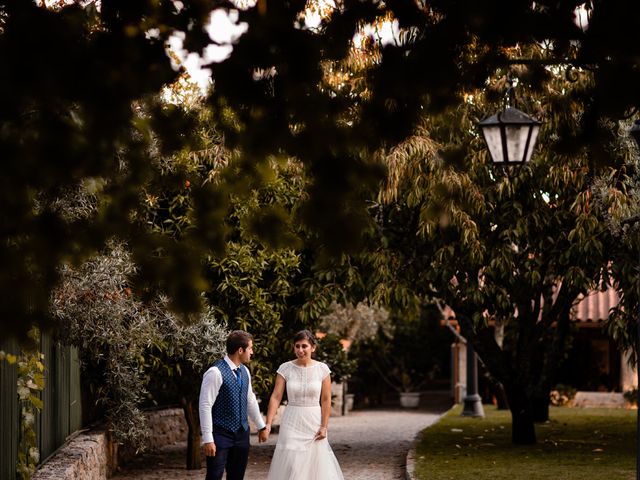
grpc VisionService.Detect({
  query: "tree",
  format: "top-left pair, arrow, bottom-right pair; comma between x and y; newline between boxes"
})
1,1 -> 204,339
143,298 -> 228,469
210,1 -> 640,151
121,78 -> 381,406
365,57 -> 630,443
351,304 -> 450,396
319,300 -> 390,345
8,0 -> 640,341
51,124 -> 322,467
591,148 -> 640,369
53,241 -> 228,469
161,6 -> 640,446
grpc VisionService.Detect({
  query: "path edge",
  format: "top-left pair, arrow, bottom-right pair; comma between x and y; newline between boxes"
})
405,406 -> 455,480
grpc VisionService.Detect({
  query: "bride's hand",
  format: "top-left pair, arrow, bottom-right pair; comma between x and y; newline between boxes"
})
314,426 -> 327,441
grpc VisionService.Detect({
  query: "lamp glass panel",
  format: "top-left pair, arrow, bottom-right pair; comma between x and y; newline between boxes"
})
523,124 -> 540,164
481,125 -> 505,163
505,125 -> 530,163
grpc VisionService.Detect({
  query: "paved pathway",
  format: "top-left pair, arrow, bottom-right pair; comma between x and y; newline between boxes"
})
112,407 -> 447,480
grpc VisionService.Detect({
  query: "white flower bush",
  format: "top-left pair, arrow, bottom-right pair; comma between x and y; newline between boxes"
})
320,300 -> 391,344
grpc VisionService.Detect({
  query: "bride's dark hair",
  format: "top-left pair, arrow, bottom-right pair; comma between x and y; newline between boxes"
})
293,329 -> 317,347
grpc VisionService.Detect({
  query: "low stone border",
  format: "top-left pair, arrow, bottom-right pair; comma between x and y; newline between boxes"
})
31,430 -> 115,480
572,391 -> 626,408
405,406 -> 454,480
32,408 -> 186,480
31,405 -> 284,479
405,440 -> 418,480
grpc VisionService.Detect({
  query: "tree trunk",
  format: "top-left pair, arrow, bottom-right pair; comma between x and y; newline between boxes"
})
182,398 -> 202,470
532,390 -> 550,422
493,382 -> 509,410
456,311 -> 537,444
505,387 -> 536,444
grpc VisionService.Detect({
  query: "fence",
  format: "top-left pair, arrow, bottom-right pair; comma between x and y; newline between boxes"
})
0,332 -> 82,480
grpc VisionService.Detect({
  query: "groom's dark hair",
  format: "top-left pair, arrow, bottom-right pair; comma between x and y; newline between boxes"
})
227,330 -> 253,354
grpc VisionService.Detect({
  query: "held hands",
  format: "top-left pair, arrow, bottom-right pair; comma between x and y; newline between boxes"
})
258,424 -> 271,443
204,442 -> 216,457
314,426 -> 327,441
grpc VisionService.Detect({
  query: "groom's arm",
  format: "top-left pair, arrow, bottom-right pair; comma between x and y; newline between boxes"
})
198,367 -> 222,451
246,370 -> 266,431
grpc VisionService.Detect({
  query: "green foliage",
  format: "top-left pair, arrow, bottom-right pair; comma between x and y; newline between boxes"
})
141,298 -> 229,409
204,240 -> 300,396
364,58 -> 631,443
53,242 -> 228,450
54,243 -> 152,447
549,384 -> 577,407
198,163 -> 307,397
5,0 -> 640,344
592,157 -> 640,363
623,388 -> 637,406
16,346 -> 45,480
0,328 -> 45,480
352,305 -> 450,394
0,1 -> 206,339
315,334 -> 357,385
137,106 -> 311,399
68,97 -> 371,417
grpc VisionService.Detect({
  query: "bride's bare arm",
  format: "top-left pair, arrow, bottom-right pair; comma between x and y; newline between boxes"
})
315,375 -> 332,440
265,374 -> 286,429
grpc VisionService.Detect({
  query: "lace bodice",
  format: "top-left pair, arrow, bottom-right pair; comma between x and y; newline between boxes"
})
277,361 -> 331,407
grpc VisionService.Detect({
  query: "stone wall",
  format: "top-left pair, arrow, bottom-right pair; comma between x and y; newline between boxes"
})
31,406 -> 281,479
572,391 -> 627,408
31,408 -> 188,480
144,407 -> 188,451
31,430 -> 114,480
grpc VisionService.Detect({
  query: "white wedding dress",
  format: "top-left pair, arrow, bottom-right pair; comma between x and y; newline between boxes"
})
267,361 -> 345,480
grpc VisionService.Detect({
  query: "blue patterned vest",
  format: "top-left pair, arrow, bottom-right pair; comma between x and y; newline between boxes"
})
212,359 -> 249,432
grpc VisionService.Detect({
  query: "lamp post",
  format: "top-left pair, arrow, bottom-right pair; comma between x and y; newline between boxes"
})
470,99 -> 541,418
627,120 -> 640,480
461,341 -> 485,417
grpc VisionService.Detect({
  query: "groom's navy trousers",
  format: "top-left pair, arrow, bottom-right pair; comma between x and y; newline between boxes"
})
205,426 -> 250,480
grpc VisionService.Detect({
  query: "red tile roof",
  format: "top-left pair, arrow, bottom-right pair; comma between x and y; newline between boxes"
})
441,287 -> 620,326
571,288 -> 620,323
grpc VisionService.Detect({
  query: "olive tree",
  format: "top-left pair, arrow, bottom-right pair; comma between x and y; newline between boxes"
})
53,242 -> 228,468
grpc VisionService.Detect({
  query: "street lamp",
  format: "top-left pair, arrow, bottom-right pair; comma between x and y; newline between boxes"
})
464,101 -> 541,418
478,106 -> 541,166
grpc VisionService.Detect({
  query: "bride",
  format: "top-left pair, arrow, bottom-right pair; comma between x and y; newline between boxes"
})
262,330 -> 344,479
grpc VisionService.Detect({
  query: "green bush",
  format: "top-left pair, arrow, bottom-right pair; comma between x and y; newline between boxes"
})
549,384 -> 577,406
316,334 -> 357,384
350,304 -> 451,399
623,388 -> 637,406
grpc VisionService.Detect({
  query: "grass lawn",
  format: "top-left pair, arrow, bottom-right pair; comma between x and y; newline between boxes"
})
414,405 -> 636,480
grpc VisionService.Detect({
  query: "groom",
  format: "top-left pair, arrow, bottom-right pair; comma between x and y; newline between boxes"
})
199,330 -> 269,480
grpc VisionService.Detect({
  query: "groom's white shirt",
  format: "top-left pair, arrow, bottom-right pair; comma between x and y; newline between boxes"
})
198,355 -> 266,444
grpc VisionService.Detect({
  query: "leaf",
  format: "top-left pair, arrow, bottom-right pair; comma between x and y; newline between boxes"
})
30,396 -> 44,410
